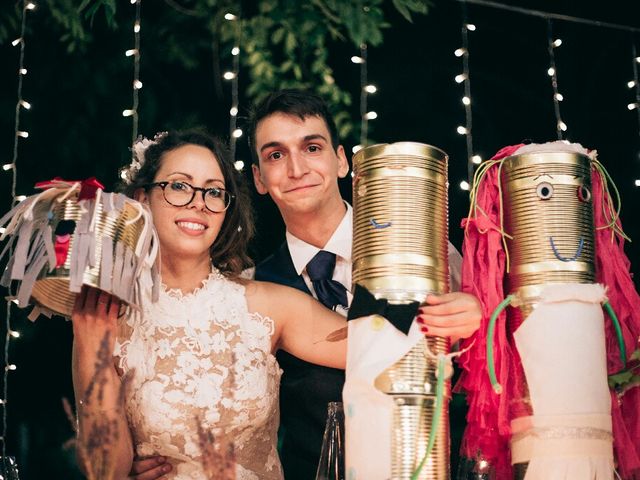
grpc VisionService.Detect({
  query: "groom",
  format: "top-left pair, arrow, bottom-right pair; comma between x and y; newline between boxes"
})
248,89 -> 480,478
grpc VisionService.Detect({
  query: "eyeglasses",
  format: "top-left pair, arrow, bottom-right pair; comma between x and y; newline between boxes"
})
146,181 -> 234,213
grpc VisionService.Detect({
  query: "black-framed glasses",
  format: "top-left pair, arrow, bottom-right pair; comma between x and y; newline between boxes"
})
146,181 -> 234,213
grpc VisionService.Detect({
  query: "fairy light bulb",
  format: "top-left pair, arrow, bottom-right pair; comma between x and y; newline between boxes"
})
16,131 -> 29,138
230,106 -> 238,116
466,24 -> 476,31
2,164 -> 13,171
11,38 -> 22,47
224,13 -> 237,21
471,155 -> 482,164
234,160 -> 244,171
628,80 -> 637,88
232,128 -> 243,138
15,195 -> 27,202
462,96 -> 471,105
134,80 -> 143,89
457,126 -> 467,135
558,121 -> 568,131
454,48 -> 466,57
635,179 -> 640,187
125,49 -> 138,57
552,38 -> 562,47
223,71 -> 236,80
455,74 -> 466,84
231,46 -> 240,56
9,331 -> 20,339
134,21 -> 140,33
25,2 -> 36,10
351,56 -> 364,64
352,145 -> 363,154
547,67 -> 555,76
459,180 -> 470,191
364,111 -> 377,120
627,103 -> 638,111
364,84 -> 377,93
554,93 -> 564,101
19,68 -> 27,75
20,100 -> 31,109
122,109 -> 135,117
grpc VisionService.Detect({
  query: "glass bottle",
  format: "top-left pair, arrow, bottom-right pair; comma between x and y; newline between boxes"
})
315,402 -> 345,480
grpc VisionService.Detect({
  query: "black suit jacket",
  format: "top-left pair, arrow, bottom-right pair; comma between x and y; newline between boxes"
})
255,242 -> 345,480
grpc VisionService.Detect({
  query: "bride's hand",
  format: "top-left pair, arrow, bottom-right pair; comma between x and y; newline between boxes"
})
71,286 -> 121,355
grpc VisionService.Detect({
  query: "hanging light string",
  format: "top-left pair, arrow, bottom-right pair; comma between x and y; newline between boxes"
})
631,41 -> 640,187
359,43 -> 369,149
3,0 -> 35,466
546,19 -> 566,140
456,1 -> 477,190
223,12 -> 243,169
123,0 -> 142,154
351,43 -> 378,155
455,0 -> 640,34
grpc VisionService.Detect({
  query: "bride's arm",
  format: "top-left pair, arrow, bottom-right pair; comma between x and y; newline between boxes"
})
246,281 -> 348,369
72,287 -> 134,479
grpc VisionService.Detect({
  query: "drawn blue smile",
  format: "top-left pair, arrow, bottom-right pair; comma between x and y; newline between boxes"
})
549,236 -> 584,262
370,218 -> 392,229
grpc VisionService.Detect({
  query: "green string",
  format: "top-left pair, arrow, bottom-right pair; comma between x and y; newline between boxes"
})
603,300 -> 627,369
487,295 -> 515,394
410,354 -> 446,480
591,159 -> 631,242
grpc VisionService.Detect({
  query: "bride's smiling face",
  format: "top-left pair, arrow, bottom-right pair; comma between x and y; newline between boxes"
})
138,144 -> 227,261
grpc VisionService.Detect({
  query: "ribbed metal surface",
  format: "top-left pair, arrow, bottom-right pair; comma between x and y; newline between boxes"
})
30,197 -> 146,317
352,142 -> 450,303
501,151 -> 596,314
376,339 -> 451,480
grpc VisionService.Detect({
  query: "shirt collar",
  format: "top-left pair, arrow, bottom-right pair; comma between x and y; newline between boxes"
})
286,203 -> 352,276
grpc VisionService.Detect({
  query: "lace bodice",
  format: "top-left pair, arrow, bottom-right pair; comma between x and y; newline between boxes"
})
115,270 -> 283,480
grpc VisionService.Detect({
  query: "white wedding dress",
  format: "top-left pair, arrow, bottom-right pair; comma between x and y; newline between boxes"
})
115,269 -> 283,479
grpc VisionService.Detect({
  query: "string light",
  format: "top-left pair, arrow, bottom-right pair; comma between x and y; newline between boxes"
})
547,19 -> 567,140
364,84 -> 377,94
4,1 -> 35,467
350,55 -> 365,64
225,11 -> 241,164
123,0 -> 142,155
456,4 -> 478,188
352,145 -> 364,154
630,42 -> 640,186
364,111 -> 377,120
357,39 -> 372,149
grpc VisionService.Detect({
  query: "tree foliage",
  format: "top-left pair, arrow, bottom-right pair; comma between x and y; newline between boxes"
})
1,0 -> 430,142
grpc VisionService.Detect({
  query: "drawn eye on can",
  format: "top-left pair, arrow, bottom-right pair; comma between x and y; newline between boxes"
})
536,181 -> 554,200
577,184 -> 591,202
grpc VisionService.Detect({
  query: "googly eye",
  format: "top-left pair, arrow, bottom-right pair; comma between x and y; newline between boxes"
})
536,182 -> 554,200
577,185 -> 591,202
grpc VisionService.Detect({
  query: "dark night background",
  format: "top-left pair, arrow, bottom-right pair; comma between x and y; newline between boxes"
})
1,1 -> 639,478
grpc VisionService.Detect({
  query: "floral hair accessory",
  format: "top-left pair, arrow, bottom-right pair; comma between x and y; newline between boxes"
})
119,131 -> 168,184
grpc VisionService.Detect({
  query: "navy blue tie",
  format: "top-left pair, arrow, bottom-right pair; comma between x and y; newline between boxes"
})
306,250 -> 348,311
